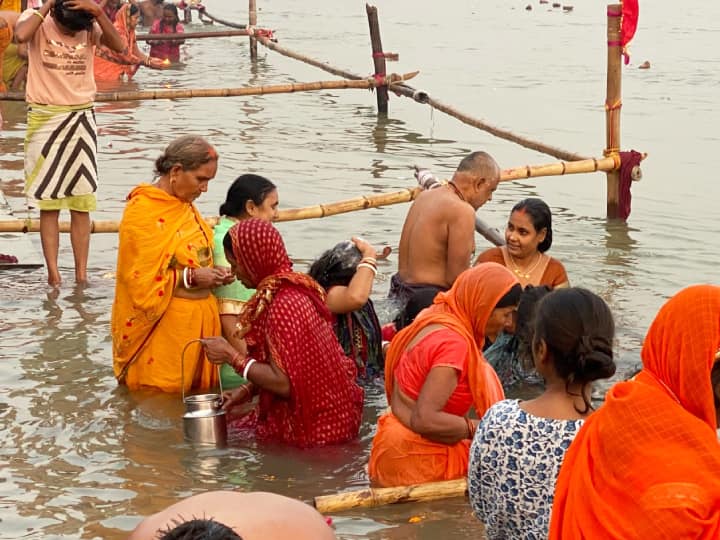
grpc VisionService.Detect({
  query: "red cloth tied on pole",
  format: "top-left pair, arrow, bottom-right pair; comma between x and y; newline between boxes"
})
618,150 -> 642,220
621,0 -> 639,64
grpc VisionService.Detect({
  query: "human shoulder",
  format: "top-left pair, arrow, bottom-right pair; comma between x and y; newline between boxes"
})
543,256 -> 568,287
418,328 -> 469,369
480,399 -> 521,427
475,247 -> 504,265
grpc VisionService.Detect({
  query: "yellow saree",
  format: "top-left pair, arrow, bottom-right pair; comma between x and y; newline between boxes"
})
111,183 -> 220,392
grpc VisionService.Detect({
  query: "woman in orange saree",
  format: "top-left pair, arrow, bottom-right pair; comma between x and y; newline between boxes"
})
549,284 -> 720,540
368,263 -> 521,487
111,136 -> 233,393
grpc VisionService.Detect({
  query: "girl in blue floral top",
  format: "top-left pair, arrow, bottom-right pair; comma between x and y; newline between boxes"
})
468,287 -> 616,539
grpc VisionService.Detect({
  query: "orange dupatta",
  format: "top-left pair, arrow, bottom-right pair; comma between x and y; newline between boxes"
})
549,285 -> 720,540
111,184 -> 216,389
94,3 -> 141,81
385,262 -> 514,415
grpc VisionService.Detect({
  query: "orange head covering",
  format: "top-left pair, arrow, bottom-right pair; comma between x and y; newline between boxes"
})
549,284 -> 720,540
385,262 -> 517,414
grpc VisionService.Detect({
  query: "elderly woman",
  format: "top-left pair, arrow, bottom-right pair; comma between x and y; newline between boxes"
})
368,263 -> 522,487
94,2 -> 166,82
111,136 -> 234,392
549,285 -> 720,539
201,219 -> 364,448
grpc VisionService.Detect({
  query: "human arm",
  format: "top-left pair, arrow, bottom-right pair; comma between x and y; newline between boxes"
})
14,0 -> 54,43
324,236 -> 378,314
201,336 -> 291,399
445,205 -> 476,285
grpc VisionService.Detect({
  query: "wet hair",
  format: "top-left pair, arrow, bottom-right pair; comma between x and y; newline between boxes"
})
515,285 -> 553,369
158,518 -> 243,540
308,241 -> 361,289
154,136 -> 218,176
52,0 -> 95,32
219,174 -> 276,218
129,4 -> 139,16
533,287 -> 616,414
511,198 -> 553,253
494,283 -> 522,309
161,3 -> 180,30
712,360 -> 720,412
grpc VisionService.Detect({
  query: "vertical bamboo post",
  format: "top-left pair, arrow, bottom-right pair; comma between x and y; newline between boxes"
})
605,4 -> 622,219
249,0 -> 258,60
366,4 -> 389,114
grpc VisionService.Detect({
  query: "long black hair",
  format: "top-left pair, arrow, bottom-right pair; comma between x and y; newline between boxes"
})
219,174 -> 276,218
511,198 -> 553,253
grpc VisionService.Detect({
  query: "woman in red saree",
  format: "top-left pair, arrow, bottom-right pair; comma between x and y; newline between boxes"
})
201,218 -> 364,448
368,263 -> 521,487
549,285 -> 720,540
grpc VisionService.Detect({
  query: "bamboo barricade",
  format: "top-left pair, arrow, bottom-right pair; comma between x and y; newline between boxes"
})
254,35 -> 589,163
605,4 -> 623,219
248,0 -> 258,60
0,74 -> 419,103
199,9 -> 247,29
136,29 -> 251,41
314,478 -> 467,513
366,4 -> 389,113
0,156 -> 620,234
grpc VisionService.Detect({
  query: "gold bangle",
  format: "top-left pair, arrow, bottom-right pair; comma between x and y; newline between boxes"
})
32,10 -> 45,21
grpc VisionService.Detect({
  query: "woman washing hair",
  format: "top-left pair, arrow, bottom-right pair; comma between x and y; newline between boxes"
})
469,287 -> 616,539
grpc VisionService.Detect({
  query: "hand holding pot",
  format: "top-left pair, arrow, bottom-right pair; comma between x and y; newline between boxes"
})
200,336 -> 237,365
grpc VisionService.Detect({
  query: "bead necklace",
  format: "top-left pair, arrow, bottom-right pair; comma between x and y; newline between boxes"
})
508,251 -> 542,280
447,181 -> 466,202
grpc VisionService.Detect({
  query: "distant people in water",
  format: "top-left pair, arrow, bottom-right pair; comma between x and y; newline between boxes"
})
469,287 -> 616,539
147,3 -> 184,63
137,0 -> 163,26
128,491 -> 337,540
475,198 -> 569,289
94,0 -> 122,22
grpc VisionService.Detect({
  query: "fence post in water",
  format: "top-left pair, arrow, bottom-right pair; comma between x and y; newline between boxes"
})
604,4 -> 623,219
249,0 -> 258,60
366,4 -> 389,114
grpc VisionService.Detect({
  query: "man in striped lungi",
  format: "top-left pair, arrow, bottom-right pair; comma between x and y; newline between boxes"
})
15,0 -> 123,285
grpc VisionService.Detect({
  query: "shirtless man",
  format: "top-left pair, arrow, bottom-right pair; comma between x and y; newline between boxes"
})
137,0 -> 163,26
390,151 -> 501,311
128,491 -> 336,540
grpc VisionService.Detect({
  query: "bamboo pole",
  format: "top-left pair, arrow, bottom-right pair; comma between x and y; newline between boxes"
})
366,4 -> 389,114
199,9 -> 247,29
254,36 -> 591,162
0,74 -> 419,103
248,0 -> 258,60
136,30 -> 251,41
0,156 -> 620,234
314,478 -> 468,513
605,4 -> 623,219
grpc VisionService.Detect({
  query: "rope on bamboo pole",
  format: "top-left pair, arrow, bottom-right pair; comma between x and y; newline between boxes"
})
254,36 -> 590,162
313,478 -> 468,513
0,156 -> 622,234
0,73 -> 420,103
136,29 -> 251,41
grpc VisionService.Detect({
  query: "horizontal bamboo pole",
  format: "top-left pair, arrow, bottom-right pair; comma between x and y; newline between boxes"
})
255,36 -> 590,162
0,73 -> 419,103
314,478 -> 468,513
0,156 -> 620,234
136,29 -> 250,41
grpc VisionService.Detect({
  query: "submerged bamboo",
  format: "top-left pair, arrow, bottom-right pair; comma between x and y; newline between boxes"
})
605,4 -> 623,219
198,9 -> 247,29
0,156 -> 620,234
314,478 -> 468,513
0,74 -> 419,103
254,36 -> 590,162
136,29 -> 250,41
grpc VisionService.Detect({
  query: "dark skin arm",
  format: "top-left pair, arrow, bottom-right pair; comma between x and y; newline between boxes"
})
445,204 -> 476,286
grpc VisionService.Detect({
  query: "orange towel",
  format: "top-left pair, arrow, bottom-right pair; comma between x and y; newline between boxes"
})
549,285 -> 720,540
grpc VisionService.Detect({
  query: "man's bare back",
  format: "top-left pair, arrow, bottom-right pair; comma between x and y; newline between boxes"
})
394,151 -> 501,294
138,0 -> 163,26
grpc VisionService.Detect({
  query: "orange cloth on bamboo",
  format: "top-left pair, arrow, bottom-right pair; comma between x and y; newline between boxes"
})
111,183 -> 219,393
94,3 -> 141,81
549,285 -> 720,540
369,263 -> 515,487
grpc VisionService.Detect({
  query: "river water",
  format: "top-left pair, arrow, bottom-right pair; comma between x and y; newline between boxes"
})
1,0 -> 718,538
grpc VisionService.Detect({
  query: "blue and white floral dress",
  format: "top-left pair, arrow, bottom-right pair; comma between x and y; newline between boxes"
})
468,399 -> 583,540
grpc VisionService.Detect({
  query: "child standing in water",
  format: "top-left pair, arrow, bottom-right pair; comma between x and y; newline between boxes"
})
468,287 -> 616,539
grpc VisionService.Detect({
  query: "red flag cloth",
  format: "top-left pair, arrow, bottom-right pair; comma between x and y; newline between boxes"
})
621,0 -> 639,64
618,150 -> 643,220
